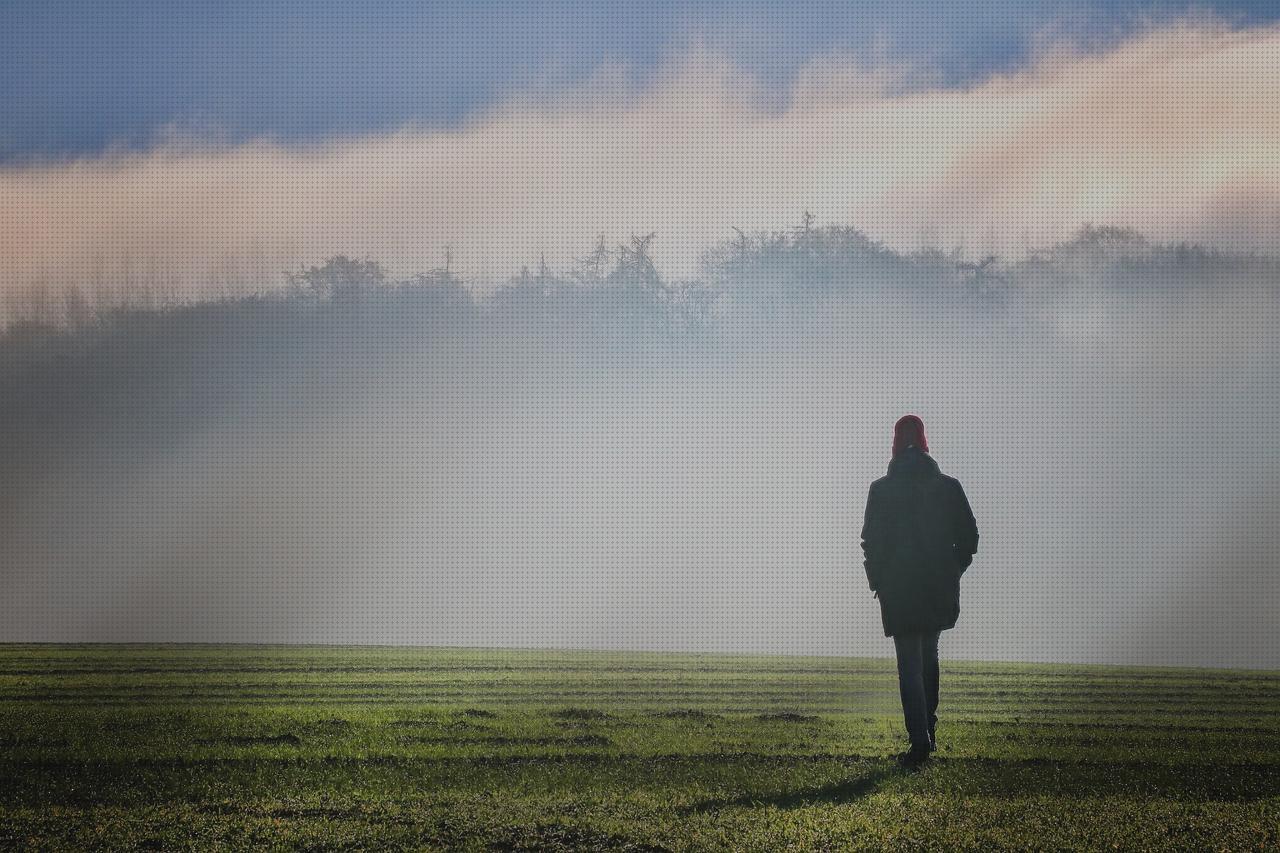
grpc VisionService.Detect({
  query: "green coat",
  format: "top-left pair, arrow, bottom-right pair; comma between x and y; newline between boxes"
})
860,447 -> 979,637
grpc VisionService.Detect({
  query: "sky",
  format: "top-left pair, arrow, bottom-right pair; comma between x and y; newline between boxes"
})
4,1 -> 1280,288
2,1 -> 1279,667
7,1 -> 1278,162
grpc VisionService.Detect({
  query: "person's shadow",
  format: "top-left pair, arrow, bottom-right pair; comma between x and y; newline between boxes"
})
679,765 -> 897,813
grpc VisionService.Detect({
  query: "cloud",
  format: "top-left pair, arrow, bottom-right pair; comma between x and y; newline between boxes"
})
3,15 -> 1279,304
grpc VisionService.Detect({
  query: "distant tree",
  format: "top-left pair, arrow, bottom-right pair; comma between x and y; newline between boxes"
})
1073,224 -> 1146,248
571,234 -> 612,285
793,211 -> 817,248
5,282 -> 54,328
63,285 -> 91,329
285,256 -> 387,302
613,233 -> 660,286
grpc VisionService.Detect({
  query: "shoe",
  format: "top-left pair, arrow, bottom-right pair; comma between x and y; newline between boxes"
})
895,745 -> 931,769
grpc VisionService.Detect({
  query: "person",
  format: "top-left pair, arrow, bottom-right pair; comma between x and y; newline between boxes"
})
860,414 -> 978,768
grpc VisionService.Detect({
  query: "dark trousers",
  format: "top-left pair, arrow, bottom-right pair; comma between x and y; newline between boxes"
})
893,630 -> 941,750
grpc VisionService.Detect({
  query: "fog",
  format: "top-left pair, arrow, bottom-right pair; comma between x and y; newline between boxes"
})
2,226 -> 1277,669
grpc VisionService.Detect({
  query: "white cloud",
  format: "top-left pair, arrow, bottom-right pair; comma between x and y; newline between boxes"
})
2,15 -> 1279,299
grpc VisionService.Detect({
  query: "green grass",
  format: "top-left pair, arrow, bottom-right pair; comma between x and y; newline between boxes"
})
1,645 -> 1277,850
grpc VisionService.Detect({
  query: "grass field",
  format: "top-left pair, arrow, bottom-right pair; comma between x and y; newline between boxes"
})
1,645 -> 1277,850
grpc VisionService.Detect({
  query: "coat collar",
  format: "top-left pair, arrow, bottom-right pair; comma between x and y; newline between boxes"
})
887,446 -> 940,478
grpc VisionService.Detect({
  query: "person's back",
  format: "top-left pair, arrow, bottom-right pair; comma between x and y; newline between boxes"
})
861,415 -> 978,767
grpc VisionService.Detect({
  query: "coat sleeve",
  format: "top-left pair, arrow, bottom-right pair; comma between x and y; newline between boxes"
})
950,479 -> 979,572
860,482 -> 884,592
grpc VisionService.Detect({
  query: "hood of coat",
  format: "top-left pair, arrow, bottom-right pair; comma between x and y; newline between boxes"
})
886,446 -> 940,479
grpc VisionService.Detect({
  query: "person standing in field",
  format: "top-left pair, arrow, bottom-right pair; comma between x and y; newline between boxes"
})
861,414 -> 979,768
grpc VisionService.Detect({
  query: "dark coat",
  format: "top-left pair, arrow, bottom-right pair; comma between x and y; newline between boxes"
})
860,446 -> 979,637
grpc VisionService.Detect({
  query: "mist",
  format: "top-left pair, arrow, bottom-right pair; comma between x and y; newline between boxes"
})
2,225 -> 1277,669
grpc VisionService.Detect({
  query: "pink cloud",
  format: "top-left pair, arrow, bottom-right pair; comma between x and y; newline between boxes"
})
2,15 -> 1278,305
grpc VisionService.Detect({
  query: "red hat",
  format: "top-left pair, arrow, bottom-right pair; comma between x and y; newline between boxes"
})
893,414 -> 929,456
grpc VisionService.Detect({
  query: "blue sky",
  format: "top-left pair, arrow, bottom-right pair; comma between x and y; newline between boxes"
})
3,0 -> 1278,161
